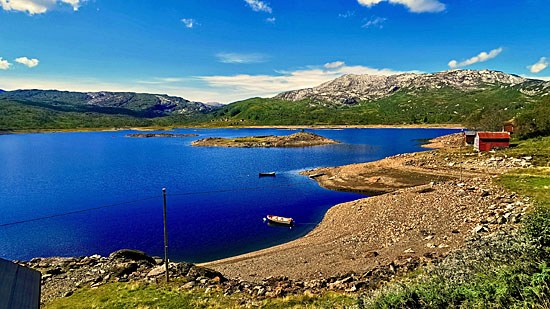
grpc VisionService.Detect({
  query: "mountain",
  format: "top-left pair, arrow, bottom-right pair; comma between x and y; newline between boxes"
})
211,70 -> 550,135
0,90 -> 212,117
275,69 -> 550,105
0,90 -> 214,130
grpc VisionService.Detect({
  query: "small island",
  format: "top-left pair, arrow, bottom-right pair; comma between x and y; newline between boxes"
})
125,133 -> 199,138
191,132 -> 339,148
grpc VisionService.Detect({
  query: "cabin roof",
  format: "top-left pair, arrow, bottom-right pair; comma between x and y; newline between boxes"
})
465,131 -> 477,136
477,132 -> 510,139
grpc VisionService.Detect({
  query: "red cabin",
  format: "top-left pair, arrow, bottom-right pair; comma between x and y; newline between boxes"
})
474,132 -> 510,151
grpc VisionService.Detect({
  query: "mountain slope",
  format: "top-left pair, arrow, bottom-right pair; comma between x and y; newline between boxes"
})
275,69 -> 550,104
211,70 -> 550,133
0,90 -> 212,117
0,90 -> 214,130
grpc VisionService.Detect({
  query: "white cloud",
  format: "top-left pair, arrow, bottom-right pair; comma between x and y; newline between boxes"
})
136,77 -> 184,84
0,57 -> 11,70
198,61 -> 420,102
0,0 -> 86,14
15,57 -> 39,68
266,17 -> 276,23
244,0 -> 272,13
216,52 -> 267,64
181,18 -> 198,28
338,11 -> 355,18
362,16 -> 387,28
0,62 -> 419,104
522,75 -> 550,81
358,0 -> 445,13
448,48 -> 503,68
527,57 -> 549,73
324,61 -> 345,69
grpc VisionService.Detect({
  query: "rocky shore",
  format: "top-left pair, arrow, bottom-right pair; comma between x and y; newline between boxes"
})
125,133 -> 199,138
191,132 -> 339,148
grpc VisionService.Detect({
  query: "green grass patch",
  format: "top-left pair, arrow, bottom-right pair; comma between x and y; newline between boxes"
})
44,283 -> 354,308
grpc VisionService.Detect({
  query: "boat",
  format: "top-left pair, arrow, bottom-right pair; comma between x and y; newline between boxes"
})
265,215 -> 294,226
308,172 -> 325,179
258,172 -> 276,177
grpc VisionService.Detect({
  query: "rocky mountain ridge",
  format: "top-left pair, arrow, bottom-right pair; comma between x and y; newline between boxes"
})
275,69 -> 550,104
0,89 -> 212,116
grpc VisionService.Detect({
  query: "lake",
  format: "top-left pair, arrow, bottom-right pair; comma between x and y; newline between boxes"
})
0,128 -> 459,262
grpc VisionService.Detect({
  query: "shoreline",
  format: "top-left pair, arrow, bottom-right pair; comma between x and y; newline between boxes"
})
1,123 -> 464,135
200,134 -> 527,281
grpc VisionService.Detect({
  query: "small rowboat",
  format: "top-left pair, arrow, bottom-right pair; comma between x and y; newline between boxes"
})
265,215 -> 294,226
259,172 -> 276,177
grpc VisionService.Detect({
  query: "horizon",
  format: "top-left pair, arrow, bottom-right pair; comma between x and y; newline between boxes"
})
1,0 -> 550,103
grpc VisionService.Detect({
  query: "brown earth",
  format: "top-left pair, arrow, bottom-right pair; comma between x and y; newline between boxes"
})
191,132 -> 339,148
203,135 -> 530,281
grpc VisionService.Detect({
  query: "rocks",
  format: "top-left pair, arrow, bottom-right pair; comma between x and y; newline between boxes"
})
472,225 -> 489,234
146,265 -> 166,277
191,132 -> 339,148
275,70 -> 541,104
109,249 -> 156,264
21,250 -> 225,303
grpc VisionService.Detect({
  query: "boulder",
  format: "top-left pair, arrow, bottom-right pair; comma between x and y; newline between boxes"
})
109,249 -> 155,264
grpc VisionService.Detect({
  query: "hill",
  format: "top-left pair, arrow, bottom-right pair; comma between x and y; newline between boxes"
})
210,70 -> 550,135
0,90 -> 213,130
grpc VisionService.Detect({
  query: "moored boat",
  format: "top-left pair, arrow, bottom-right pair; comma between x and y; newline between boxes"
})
258,172 -> 276,177
265,215 -> 294,226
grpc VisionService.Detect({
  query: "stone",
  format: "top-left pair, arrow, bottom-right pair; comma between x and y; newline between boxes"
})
182,281 -> 196,289
112,262 -> 138,277
404,248 -> 415,253
109,249 -> 155,264
147,265 -> 166,277
472,225 -> 489,234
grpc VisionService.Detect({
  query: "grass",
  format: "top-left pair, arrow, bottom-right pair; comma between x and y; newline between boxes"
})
44,283 -> 355,309
503,136 -> 550,167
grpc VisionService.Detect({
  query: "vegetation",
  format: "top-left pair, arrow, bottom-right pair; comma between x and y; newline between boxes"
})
362,136 -> 550,307
209,86 -> 543,131
44,283 -> 354,308
1,86 -> 550,138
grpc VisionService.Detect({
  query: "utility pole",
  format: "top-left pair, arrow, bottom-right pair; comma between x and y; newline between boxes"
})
163,188 -> 169,283
460,130 -> 464,182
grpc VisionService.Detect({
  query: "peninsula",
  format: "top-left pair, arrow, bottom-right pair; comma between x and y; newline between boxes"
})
191,132 -> 339,148
125,133 -> 199,138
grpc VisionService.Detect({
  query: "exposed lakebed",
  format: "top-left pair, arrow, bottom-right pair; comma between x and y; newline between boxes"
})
0,128 -> 459,263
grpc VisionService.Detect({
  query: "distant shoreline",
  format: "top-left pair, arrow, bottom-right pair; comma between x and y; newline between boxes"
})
1,123 -> 464,135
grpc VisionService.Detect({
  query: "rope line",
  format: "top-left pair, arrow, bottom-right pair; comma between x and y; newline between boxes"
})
0,195 -> 162,228
0,181 -> 313,228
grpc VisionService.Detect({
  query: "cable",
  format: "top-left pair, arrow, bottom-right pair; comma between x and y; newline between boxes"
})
0,181 -> 314,228
0,195 -> 162,228
166,181 -> 312,197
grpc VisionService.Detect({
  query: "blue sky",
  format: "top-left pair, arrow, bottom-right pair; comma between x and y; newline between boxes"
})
0,0 -> 549,103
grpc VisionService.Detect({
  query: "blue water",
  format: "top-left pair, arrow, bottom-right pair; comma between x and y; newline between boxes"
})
0,128 -> 459,262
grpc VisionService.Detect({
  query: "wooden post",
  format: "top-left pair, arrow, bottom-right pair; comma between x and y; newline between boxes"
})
460,131 -> 463,182
163,188 -> 169,283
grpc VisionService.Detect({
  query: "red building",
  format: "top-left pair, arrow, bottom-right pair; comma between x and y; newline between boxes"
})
474,132 -> 510,151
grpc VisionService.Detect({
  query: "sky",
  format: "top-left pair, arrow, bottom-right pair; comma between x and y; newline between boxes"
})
1,0 -> 549,103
